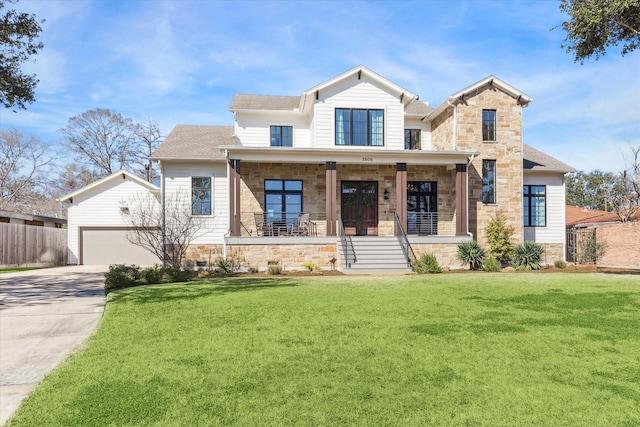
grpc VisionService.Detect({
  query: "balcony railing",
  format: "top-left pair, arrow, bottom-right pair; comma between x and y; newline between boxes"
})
406,212 -> 454,236
240,212 -> 327,237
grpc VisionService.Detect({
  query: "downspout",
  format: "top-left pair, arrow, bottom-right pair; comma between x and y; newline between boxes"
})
223,149 -> 231,260
467,154 -> 475,237
447,97 -> 457,150
161,162 -> 166,267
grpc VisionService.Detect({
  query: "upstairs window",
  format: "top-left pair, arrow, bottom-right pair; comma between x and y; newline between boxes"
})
192,177 -> 212,215
482,109 -> 496,141
335,108 -> 384,146
482,160 -> 496,204
404,129 -> 421,150
270,126 -> 292,147
524,185 -> 546,227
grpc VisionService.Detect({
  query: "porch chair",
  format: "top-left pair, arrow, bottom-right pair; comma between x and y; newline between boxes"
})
254,212 -> 267,236
290,213 -> 313,236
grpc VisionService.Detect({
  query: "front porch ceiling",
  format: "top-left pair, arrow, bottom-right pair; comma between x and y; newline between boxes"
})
220,146 -> 479,165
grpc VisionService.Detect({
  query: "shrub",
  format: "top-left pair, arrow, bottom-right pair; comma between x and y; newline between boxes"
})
267,261 -> 282,275
164,266 -> 197,282
483,256 -> 502,272
577,234 -> 606,264
512,242 -> 544,270
302,261 -> 322,271
485,212 -> 514,265
104,264 -> 141,292
553,259 -> 567,269
457,241 -> 486,270
413,253 -> 442,274
247,265 -> 259,274
215,258 -> 232,274
140,265 -> 164,284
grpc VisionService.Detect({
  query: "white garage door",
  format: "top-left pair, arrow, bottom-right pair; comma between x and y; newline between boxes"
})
82,228 -> 161,265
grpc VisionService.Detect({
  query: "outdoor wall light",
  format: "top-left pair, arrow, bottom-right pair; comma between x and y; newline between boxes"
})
383,189 -> 389,200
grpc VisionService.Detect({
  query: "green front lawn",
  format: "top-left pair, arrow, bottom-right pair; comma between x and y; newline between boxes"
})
0,266 -> 42,274
9,273 -> 640,426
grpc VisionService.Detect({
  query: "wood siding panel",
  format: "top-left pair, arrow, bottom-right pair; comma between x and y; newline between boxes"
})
524,173 -> 566,244
163,161 -> 228,245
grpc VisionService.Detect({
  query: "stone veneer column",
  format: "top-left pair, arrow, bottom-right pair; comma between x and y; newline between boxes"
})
326,162 -> 337,236
455,163 -> 468,236
396,163 -> 407,231
228,159 -> 241,236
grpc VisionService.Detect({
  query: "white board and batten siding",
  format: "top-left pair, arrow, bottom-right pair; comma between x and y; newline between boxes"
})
66,176 -> 160,265
314,75 -> 405,150
162,161 -> 228,245
523,173 -> 566,244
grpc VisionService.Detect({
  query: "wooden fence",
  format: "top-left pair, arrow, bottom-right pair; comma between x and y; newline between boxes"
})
0,223 -> 67,267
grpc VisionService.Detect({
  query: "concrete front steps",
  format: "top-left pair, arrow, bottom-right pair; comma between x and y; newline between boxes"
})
339,236 -> 413,274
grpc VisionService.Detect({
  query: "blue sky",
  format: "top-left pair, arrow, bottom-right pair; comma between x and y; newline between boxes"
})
2,0 -> 639,173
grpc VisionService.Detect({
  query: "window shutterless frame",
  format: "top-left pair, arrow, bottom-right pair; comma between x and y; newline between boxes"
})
482,160 -> 496,204
523,185 -> 546,227
264,179 -> 303,227
192,177 -> 212,215
404,129 -> 421,150
270,125 -> 293,147
482,109 -> 496,141
335,108 -> 384,146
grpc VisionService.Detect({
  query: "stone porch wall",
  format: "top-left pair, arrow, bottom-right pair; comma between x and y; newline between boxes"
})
538,243 -> 565,266
412,243 -> 464,270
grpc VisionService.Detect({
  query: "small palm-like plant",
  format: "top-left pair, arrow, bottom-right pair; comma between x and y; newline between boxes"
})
512,241 -> 544,270
457,240 -> 486,270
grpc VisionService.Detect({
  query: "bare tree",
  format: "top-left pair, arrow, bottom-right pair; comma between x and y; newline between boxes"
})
0,128 -> 53,212
60,108 -> 139,177
133,118 -> 162,183
610,146 -> 640,222
121,190 -> 208,268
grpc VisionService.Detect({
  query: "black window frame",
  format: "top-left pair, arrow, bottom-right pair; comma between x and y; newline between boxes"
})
335,108 -> 384,146
192,177 -> 212,216
524,185 -> 547,227
482,159 -> 496,204
270,125 -> 293,147
482,109 -> 496,142
264,179 -> 303,226
404,129 -> 421,150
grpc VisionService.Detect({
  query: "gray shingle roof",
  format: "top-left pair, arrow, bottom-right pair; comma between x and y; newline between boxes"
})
150,125 -> 238,160
405,99 -> 433,116
523,144 -> 576,173
229,94 -> 300,111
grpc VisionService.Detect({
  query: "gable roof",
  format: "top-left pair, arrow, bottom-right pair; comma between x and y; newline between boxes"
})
58,170 -> 159,203
405,99 -> 433,117
150,125 -> 239,161
426,75 -> 532,121
229,94 -> 300,112
523,144 -> 576,173
299,65 -> 418,113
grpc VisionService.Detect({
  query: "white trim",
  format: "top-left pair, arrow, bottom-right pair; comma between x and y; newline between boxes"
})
58,170 -> 159,203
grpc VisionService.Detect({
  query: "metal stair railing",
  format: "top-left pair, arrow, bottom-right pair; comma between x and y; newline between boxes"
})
337,213 -> 355,268
394,212 -> 416,268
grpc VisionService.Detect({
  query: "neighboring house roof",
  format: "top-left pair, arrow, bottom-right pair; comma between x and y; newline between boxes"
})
58,170 -> 159,203
566,205 -> 621,226
0,209 -> 66,225
229,94 -> 300,112
523,144 -> 576,173
150,125 -> 239,161
426,75 -> 532,121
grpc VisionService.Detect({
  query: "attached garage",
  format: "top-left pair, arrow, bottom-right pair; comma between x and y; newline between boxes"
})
80,227 -> 161,265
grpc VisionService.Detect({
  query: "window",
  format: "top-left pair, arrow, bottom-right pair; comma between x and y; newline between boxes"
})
335,108 -> 384,146
270,126 -> 292,147
192,177 -> 212,215
482,109 -> 496,141
264,179 -> 302,226
524,185 -> 546,227
404,129 -> 421,150
407,181 -> 438,235
482,160 -> 496,204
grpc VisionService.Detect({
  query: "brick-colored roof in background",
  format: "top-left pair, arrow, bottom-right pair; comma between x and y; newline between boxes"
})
229,94 -> 300,111
405,99 -> 433,116
523,144 -> 576,173
566,205 -> 621,226
150,125 -> 238,160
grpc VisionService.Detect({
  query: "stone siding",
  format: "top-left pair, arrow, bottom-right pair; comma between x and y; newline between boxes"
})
538,242 -> 565,266
412,243 -> 463,269
432,86 -> 525,247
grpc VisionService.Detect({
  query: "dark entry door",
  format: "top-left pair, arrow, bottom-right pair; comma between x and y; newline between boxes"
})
341,181 -> 378,236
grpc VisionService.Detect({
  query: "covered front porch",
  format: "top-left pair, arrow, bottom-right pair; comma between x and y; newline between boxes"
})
224,146 -> 478,242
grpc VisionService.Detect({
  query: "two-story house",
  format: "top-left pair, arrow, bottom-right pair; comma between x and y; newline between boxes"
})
146,65 -> 574,272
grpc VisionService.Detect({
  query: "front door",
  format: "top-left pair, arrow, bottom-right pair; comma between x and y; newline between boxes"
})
341,181 -> 378,236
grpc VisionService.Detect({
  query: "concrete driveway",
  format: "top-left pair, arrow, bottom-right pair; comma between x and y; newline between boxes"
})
0,265 -> 107,426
